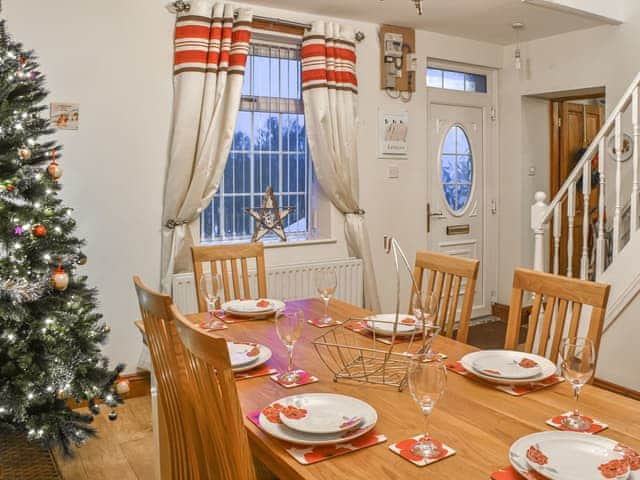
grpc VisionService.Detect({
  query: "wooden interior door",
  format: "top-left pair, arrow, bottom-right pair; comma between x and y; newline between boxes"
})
550,100 -> 603,277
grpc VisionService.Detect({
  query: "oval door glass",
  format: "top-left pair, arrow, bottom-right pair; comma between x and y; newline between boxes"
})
440,125 -> 473,213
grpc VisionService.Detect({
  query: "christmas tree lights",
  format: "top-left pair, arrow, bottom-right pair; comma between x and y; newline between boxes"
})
0,20 -> 124,456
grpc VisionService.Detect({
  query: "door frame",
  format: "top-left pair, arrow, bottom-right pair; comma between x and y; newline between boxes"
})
425,59 -> 499,317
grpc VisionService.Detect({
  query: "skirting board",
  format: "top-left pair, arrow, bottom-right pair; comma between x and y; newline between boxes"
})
594,377 -> 640,402
66,370 -> 150,409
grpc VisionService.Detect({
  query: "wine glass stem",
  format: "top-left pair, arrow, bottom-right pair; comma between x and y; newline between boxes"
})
323,297 -> 329,318
423,414 -> 431,440
286,345 -> 295,374
573,384 -> 582,417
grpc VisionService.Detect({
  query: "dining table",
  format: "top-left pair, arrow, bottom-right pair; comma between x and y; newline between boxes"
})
138,297 -> 640,479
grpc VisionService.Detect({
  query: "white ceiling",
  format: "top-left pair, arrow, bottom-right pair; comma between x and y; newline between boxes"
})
242,0 -> 610,45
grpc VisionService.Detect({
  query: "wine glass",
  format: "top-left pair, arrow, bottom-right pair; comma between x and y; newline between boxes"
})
275,310 -> 305,383
558,337 -> 596,431
314,270 -> 337,325
412,290 -> 439,326
412,291 -> 440,356
407,355 -> 447,459
200,273 -> 223,329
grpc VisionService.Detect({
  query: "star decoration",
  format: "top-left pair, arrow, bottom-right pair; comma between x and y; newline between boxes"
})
244,186 -> 295,242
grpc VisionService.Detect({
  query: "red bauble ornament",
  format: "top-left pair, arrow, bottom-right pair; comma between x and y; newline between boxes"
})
32,224 -> 47,237
51,263 -> 69,291
5,184 -> 15,192
18,146 -> 32,160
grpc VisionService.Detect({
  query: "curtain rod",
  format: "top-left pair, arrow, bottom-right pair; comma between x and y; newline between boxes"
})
168,1 -> 365,42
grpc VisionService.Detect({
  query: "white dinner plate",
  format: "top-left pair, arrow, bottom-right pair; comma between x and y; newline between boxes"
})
258,394 -> 377,446
460,350 -> 556,385
364,314 -> 422,337
278,393 -> 366,434
470,351 -> 542,379
230,343 -> 272,373
510,431 -> 637,480
221,299 -> 285,318
227,341 -> 262,368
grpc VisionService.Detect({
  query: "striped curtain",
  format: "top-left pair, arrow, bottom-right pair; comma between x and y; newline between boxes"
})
301,21 -> 381,311
161,2 -> 252,292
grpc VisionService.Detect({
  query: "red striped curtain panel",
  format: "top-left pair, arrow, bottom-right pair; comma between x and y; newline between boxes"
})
302,22 -> 381,311
161,2 -> 252,291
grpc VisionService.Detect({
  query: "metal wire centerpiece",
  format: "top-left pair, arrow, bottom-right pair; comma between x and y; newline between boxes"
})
312,235 -> 438,391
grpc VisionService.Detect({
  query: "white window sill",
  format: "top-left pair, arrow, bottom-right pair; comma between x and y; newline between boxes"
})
200,236 -> 337,249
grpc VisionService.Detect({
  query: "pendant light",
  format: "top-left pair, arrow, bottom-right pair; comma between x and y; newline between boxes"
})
413,0 -> 424,15
512,22 -> 524,71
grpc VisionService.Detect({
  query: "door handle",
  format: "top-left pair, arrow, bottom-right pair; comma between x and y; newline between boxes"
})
427,203 -> 445,233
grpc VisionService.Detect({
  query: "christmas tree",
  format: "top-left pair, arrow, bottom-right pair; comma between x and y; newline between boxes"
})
0,20 -> 124,455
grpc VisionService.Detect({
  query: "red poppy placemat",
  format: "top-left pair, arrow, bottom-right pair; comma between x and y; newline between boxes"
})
545,412 -> 607,434
307,318 -> 343,328
490,465 -> 548,479
270,369 -> 319,388
388,435 -> 455,467
246,410 -> 387,465
446,361 -> 563,396
234,363 -> 278,381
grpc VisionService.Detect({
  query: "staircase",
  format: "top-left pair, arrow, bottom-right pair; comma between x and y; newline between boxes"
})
531,72 -> 640,391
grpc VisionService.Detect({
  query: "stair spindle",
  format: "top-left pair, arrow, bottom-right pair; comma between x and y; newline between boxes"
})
580,161 -> 591,279
632,86 -> 639,235
596,138 -> 606,277
567,182 -> 575,277
553,204 -> 561,275
614,112 -> 623,255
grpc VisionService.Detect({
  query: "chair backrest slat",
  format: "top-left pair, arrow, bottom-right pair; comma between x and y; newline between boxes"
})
171,305 -> 257,480
410,251 -> 480,343
133,276 -> 201,480
504,268 -> 610,365
192,243 -> 267,312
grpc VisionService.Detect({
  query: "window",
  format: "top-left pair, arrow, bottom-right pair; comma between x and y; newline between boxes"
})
440,125 -> 474,213
427,67 -> 487,93
200,41 -> 313,243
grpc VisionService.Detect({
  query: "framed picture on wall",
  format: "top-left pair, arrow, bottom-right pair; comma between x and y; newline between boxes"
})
50,102 -> 80,130
378,110 -> 408,158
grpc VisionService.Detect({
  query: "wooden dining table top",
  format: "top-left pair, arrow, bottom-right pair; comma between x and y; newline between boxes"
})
176,298 -> 640,480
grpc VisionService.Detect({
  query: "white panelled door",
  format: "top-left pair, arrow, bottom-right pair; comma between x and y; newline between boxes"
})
428,101 -> 496,317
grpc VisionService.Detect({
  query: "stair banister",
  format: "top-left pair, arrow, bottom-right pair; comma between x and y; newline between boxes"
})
532,71 -> 640,231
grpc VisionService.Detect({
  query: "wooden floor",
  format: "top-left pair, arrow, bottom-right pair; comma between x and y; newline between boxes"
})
54,319 -> 510,479
55,396 -> 154,480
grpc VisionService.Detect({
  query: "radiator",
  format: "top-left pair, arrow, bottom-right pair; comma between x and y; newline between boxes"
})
171,257 -> 364,314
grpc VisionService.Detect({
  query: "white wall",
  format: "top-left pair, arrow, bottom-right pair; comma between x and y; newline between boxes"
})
4,0 -> 501,373
499,1 -> 640,387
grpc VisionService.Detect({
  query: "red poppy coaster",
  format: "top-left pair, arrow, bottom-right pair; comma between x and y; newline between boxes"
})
246,410 -> 387,465
491,466 -> 547,479
545,411 -> 608,434
213,310 -> 251,324
388,435 -> 456,467
446,361 -> 564,396
197,315 -> 228,331
307,317 -> 343,328
270,369 -> 319,388
234,363 -> 278,381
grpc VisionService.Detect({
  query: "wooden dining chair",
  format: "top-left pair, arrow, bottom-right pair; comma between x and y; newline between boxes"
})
171,304 -> 256,480
504,268 -> 611,364
133,276 -> 202,480
410,250 -> 480,343
191,242 -> 267,312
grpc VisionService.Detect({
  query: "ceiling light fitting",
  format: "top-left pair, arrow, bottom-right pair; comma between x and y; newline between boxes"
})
413,0 -> 424,15
512,22 -> 524,71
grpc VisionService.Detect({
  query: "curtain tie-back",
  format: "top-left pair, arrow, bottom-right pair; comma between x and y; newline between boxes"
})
164,219 -> 190,230
346,209 -> 366,216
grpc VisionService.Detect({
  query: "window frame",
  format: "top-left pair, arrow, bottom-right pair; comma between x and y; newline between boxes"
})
199,31 -> 331,246
438,123 -> 475,216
